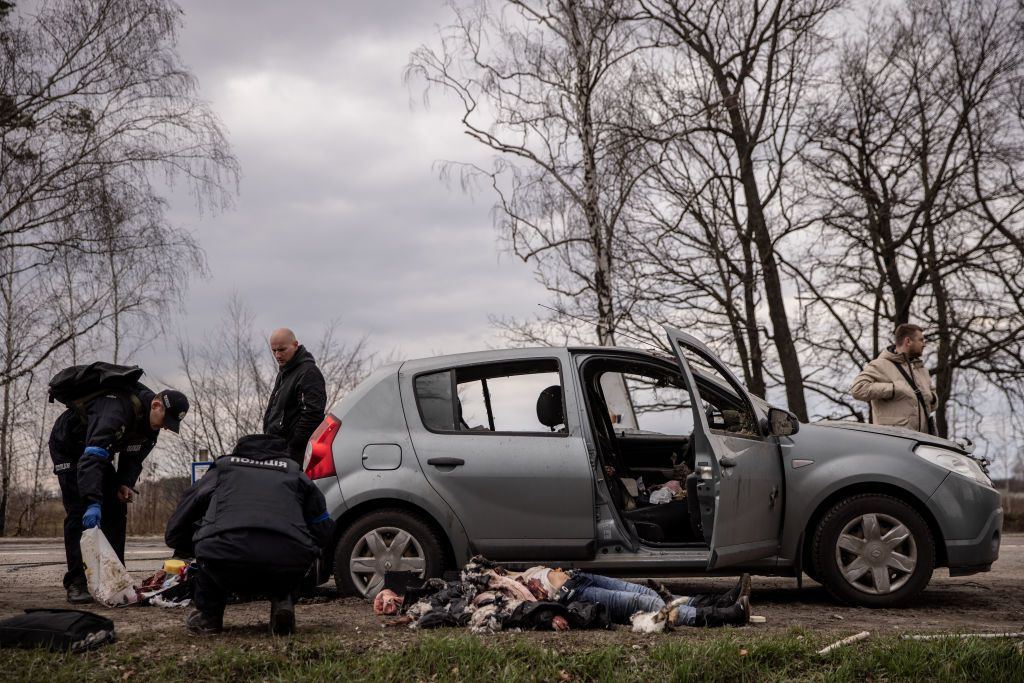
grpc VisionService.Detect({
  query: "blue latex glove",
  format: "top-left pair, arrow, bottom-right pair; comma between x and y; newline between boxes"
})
82,503 -> 101,529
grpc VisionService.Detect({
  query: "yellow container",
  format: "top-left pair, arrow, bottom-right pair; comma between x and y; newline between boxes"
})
163,559 -> 186,576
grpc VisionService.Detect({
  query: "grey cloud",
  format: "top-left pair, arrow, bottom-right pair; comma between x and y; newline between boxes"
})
138,0 -> 549,385
176,1 -> 451,80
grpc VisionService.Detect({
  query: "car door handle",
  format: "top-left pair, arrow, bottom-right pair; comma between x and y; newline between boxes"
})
427,457 -> 465,467
719,456 -> 737,468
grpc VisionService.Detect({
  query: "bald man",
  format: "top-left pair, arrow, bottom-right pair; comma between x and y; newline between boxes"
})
262,328 -> 327,465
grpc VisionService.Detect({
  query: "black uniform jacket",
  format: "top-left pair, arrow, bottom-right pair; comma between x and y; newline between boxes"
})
49,383 -> 158,504
164,434 -> 334,567
262,345 -> 327,461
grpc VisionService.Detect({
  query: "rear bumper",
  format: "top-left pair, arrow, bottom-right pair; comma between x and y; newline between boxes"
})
926,473 -> 1002,569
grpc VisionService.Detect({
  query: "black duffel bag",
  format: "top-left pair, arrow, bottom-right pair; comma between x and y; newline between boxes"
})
0,608 -> 115,652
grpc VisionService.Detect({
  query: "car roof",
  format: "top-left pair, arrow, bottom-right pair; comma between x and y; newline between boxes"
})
393,344 -> 769,411
397,345 -> 670,374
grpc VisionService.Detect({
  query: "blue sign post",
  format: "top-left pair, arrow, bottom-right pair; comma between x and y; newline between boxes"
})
191,461 -> 214,484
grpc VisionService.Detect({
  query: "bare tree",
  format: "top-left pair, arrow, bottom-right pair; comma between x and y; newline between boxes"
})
90,179 -> 207,362
407,0 -> 658,345
798,0 -> 1024,440
164,296 -> 378,477
0,0 -> 236,534
0,0 -> 237,385
172,295 -> 267,465
632,0 -> 842,419
625,143 -> 771,396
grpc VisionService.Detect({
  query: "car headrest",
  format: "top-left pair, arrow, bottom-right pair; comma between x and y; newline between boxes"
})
536,385 -> 564,429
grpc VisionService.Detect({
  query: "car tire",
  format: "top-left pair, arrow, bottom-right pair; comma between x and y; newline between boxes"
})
334,509 -> 444,598
812,493 -> 934,607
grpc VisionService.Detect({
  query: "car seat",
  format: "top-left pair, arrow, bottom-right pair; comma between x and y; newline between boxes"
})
584,375 -> 690,541
536,385 -> 565,431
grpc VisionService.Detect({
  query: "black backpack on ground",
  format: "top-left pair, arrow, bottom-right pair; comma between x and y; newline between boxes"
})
0,609 -> 116,652
48,362 -> 145,417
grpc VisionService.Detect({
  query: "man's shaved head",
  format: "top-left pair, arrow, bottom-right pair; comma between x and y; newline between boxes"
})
269,328 -> 300,366
270,328 -> 297,345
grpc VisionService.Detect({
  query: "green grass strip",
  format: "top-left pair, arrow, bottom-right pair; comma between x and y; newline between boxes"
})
2,630 -> 1022,682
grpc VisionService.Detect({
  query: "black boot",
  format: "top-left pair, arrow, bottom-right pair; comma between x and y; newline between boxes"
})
715,573 -> 751,608
186,609 -> 223,635
66,581 -> 94,605
693,596 -> 750,627
270,596 -> 296,636
686,573 -> 751,609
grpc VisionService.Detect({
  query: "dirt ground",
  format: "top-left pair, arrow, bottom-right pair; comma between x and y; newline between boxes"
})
1,536 -> 1022,649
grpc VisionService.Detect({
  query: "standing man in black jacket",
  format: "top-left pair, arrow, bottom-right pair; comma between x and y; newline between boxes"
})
50,384 -> 190,604
262,328 -> 327,465
165,434 -> 335,636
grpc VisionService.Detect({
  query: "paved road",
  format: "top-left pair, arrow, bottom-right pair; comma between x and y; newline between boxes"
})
0,537 -> 172,572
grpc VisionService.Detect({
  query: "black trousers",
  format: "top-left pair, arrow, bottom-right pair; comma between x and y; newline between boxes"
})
193,559 -> 307,618
57,467 -> 127,589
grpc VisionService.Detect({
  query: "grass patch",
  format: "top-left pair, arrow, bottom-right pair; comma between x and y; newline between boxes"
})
2,630 -> 1023,682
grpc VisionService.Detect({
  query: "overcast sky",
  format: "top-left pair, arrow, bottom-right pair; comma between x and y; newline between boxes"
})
139,0 -> 549,380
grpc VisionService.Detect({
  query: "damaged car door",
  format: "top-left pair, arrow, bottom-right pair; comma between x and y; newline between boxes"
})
666,327 -> 785,568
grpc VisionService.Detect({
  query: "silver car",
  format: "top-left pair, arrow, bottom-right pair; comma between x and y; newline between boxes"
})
303,328 -> 1002,607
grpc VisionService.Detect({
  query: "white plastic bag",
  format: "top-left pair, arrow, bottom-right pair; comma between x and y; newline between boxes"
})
80,528 -> 138,606
649,487 -> 673,505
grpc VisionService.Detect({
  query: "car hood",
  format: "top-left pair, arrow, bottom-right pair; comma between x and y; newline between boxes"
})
811,420 -> 967,453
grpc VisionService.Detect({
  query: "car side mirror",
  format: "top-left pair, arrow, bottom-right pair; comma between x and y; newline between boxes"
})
767,407 -> 800,437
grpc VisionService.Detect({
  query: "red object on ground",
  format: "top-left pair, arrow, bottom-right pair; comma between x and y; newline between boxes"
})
373,589 -> 403,616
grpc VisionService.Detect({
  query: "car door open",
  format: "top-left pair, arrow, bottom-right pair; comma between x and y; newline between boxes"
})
665,326 -> 785,569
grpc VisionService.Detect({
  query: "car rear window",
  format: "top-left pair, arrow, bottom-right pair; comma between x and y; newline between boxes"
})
413,359 -> 563,434
414,370 -> 456,431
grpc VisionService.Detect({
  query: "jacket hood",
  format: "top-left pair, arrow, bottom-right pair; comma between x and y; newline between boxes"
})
226,434 -> 290,460
879,347 -> 924,367
281,345 -> 315,373
813,419 -> 964,452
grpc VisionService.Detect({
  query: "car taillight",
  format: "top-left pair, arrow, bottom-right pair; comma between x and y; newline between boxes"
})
305,415 -> 340,480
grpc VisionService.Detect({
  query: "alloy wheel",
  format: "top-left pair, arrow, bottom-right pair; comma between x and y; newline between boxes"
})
834,512 -> 918,595
348,525 -> 427,597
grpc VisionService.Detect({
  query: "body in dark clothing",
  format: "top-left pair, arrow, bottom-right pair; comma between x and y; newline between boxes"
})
49,384 -> 159,591
262,344 -> 327,464
165,434 -> 335,634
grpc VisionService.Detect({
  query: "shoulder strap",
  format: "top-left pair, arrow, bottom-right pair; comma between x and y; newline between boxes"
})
888,359 -> 932,431
128,394 -> 143,421
68,389 -> 108,415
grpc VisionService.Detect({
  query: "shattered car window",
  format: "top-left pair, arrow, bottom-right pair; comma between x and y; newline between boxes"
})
680,353 -> 760,438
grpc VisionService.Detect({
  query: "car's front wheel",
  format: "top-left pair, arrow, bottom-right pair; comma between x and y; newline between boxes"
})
334,509 -> 444,598
812,494 -> 935,607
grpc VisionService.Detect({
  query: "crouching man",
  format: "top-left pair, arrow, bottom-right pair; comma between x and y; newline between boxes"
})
165,434 -> 334,635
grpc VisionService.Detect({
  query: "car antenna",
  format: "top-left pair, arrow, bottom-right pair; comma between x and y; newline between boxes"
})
537,304 -> 664,351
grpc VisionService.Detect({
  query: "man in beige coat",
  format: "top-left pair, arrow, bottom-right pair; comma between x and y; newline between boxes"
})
850,324 -> 937,434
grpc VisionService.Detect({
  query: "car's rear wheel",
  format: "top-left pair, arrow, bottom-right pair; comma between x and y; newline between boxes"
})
812,494 -> 934,607
334,509 -> 444,598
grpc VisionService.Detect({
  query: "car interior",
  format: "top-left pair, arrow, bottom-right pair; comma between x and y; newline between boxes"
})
579,355 -> 760,547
